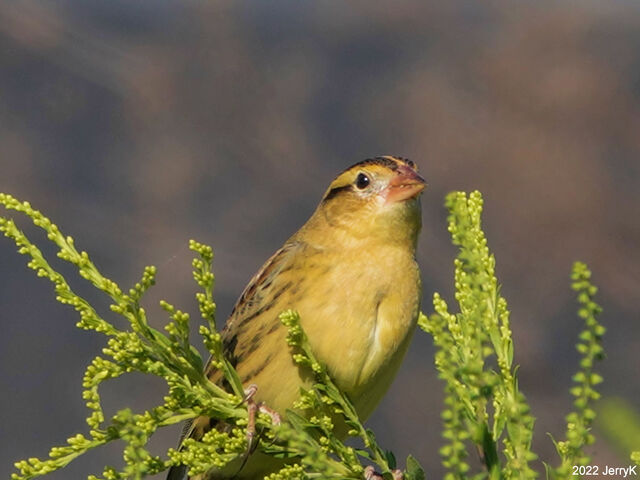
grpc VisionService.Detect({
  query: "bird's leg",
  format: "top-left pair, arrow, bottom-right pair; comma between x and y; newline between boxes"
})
228,385 -> 261,479
243,384 -> 282,453
364,466 -> 404,480
243,384 -> 260,453
233,384 -> 283,478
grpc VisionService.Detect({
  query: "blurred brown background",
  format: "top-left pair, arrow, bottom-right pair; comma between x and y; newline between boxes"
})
0,1 -> 639,478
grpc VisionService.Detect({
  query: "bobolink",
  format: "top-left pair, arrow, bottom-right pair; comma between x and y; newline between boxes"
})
168,156 -> 425,480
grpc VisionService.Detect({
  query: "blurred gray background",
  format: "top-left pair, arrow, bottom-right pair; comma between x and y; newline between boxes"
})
1,1 -> 639,478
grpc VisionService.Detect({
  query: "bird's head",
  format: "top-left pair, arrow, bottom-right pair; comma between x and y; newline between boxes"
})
302,156 -> 425,249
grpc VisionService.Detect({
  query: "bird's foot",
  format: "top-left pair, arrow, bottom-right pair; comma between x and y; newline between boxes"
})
243,383 -> 259,401
258,402 -> 281,424
243,384 -> 281,451
364,466 -> 404,480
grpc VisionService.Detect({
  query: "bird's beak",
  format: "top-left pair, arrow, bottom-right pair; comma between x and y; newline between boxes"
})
384,165 -> 426,204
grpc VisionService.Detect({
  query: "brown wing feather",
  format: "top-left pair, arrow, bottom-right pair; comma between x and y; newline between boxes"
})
166,241 -> 303,480
216,240 -> 300,376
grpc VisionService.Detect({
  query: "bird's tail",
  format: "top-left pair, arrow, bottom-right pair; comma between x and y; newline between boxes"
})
166,464 -> 188,480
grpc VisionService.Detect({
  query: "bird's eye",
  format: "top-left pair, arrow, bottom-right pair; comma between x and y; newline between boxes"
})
355,173 -> 370,190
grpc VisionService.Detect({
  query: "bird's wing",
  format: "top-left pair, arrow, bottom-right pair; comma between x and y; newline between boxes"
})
166,241 -> 303,480
220,240 -> 302,367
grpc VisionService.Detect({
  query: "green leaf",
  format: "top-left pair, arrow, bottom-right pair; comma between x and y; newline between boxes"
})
385,450 -> 397,470
405,455 -> 426,480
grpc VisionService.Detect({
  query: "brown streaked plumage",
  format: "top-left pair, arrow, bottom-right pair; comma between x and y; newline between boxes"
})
167,156 -> 425,480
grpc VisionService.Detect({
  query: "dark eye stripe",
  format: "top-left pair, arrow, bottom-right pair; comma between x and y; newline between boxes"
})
322,184 -> 352,202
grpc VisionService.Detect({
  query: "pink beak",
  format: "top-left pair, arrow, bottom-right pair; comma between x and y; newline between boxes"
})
384,164 -> 426,203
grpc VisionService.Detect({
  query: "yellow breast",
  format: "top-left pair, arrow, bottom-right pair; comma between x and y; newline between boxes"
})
296,243 -> 421,420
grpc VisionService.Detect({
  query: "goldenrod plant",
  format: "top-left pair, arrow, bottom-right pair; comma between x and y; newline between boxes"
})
421,192 -> 536,479
549,262 -> 606,478
419,192 -> 627,479
0,193 -> 405,480
0,190 -> 630,479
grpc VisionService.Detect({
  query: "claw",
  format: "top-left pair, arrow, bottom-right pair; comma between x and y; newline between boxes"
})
364,466 -> 404,480
243,383 -> 258,402
364,466 -> 381,480
392,470 -> 404,480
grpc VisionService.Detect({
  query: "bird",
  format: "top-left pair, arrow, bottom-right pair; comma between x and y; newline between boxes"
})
167,156 -> 425,480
